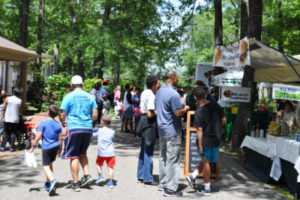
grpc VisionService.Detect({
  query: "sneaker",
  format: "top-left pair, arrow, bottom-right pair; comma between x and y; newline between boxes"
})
144,181 -> 159,186
0,147 -> 5,152
43,182 -> 50,191
158,185 -> 164,191
72,182 -> 81,192
163,188 -> 183,197
48,179 -> 57,196
185,175 -> 196,190
107,180 -> 115,189
197,186 -> 211,196
80,175 -> 94,188
95,175 -> 105,184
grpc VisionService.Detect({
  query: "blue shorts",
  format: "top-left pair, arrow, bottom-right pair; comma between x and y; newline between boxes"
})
62,129 -> 92,159
121,113 -> 125,121
135,116 -> 141,123
125,107 -> 133,118
199,147 -> 219,163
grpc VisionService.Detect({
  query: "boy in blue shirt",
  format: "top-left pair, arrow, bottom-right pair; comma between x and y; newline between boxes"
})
93,115 -> 116,188
30,105 -> 62,196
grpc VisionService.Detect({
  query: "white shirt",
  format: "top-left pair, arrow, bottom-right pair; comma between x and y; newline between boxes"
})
123,91 -> 133,111
140,89 -> 155,114
4,96 -> 21,123
93,127 -> 115,157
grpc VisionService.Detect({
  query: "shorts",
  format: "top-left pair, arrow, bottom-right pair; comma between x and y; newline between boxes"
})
121,113 -> 125,121
125,107 -> 133,118
96,156 -> 115,167
42,146 -> 59,166
199,147 -> 219,163
135,116 -> 141,123
62,129 -> 92,160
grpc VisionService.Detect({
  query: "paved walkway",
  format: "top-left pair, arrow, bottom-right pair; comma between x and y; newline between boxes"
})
0,115 -> 287,200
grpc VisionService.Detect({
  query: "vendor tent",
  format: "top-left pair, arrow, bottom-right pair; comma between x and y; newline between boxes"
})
0,36 -> 39,61
213,38 -> 300,83
0,36 -> 40,109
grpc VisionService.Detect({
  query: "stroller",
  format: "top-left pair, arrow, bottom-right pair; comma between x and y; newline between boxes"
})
18,115 -> 35,150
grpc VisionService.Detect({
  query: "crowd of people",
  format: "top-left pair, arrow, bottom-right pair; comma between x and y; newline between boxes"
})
0,71 -> 225,197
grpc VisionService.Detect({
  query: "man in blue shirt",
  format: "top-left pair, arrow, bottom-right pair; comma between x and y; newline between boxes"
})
90,82 -> 107,124
60,75 -> 98,192
155,71 -> 190,197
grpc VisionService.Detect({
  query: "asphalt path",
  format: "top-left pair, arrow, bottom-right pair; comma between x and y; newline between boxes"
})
0,118 -> 287,200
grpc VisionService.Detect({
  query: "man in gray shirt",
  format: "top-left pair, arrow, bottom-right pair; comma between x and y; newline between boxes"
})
155,71 -> 190,197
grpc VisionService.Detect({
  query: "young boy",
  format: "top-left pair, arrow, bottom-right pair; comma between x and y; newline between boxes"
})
30,105 -> 63,196
93,115 -> 116,188
185,87 -> 225,195
102,95 -> 110,115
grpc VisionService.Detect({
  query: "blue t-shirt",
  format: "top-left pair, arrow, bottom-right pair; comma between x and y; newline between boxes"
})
133,94 -> 141,108
155,85 -> 183,138
38,119 -> 62,150
60,90 -> 98,130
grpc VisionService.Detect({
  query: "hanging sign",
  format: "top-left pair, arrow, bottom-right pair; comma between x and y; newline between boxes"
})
272,84 -> 300,101
213,37 -> 250,68
221,86 -> 251,102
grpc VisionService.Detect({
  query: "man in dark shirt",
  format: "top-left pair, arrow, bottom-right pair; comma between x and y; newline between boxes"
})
186,87 -> 226,195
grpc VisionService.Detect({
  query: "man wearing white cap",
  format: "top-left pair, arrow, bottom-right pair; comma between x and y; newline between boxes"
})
59,75 -> 98,192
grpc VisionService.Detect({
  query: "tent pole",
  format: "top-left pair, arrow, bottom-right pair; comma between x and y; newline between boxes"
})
281,52 -> 300,80
20,62 -> 27,112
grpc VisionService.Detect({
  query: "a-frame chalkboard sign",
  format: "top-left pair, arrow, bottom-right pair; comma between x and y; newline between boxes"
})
184,111 -> 220,179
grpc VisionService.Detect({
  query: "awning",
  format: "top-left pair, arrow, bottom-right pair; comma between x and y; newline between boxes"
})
213,38 -> 300,83
250,39 -> 300,83
0,36 -> 39,61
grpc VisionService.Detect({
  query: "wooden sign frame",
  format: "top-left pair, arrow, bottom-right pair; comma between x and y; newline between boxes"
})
184,111 -> 220,179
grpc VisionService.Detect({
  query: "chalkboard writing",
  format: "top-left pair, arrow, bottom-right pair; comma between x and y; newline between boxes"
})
188,131 -> 202,173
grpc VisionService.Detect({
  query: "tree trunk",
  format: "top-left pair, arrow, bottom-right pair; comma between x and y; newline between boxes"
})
248,0 -> 263,40
113,57 -> 120,88
231,0 -> 262,151
214,0 -> 223,45
66,57 -> 72,74
278,0 -> 284,52
53,43 -> 59,75
77,48 -> 85,79
240,0 -> 248,39
93,0 -> 112,79
19,0 -> 29,107
36,0 -> 45,71
19,0 -> 29,47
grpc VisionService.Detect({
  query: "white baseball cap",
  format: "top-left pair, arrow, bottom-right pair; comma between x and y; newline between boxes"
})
71,75 -> 83,85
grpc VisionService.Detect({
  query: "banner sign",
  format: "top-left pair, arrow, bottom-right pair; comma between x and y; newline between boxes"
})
213,37 -> 250,68
215,78 -> 242,87
272,84 -> 300,101
221,86 -> 251,102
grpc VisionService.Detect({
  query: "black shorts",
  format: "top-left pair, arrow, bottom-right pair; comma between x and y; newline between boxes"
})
62,129 -> 92,160
42,146 -> 59,166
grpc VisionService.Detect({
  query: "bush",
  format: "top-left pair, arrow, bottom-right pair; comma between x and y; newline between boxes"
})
43,73 -> 72,108
27,72 -> 45,111
83,78 -> 102,92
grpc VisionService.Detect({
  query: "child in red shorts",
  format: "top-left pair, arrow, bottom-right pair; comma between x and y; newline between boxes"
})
93,115 -> 116,188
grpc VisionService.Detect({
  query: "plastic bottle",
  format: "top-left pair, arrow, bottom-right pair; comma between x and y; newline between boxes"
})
256,124 -> 260,137
251,126 -> 255,137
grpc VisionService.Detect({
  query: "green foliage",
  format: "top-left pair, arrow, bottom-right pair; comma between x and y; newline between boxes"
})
27,72 -> 45,111
83,78 -> 102,93
43,73 -> 72,108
